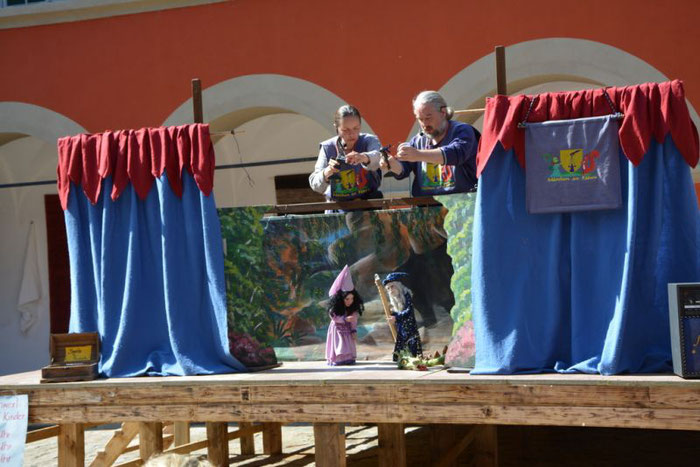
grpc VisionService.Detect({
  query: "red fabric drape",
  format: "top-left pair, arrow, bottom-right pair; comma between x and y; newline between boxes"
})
57,124 -> 215,210
477,80 -> 699,177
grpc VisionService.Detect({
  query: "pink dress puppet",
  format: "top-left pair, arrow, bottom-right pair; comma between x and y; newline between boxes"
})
326,265 -> 365,366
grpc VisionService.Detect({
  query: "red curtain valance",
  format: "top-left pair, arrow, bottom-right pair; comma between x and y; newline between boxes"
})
57,124 -> 215,210
477,80 -> 699,177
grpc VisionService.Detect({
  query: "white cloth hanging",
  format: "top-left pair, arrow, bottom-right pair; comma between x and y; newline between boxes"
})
17,222 -> 42,333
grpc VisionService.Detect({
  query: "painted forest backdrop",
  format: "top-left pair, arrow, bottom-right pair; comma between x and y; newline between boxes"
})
218,193 -> 476,366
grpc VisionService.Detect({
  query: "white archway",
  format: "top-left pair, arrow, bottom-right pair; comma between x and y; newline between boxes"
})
0,103 -> 85,375
408,38 -> 700,141
162,73 -> 377,136
0,102 -> 86,144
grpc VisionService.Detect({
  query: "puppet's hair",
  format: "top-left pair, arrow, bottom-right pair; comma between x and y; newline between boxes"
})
328,289 -> 364,317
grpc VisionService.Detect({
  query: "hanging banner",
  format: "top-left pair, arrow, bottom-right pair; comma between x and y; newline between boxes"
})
0,395 -> 28,467
525,114 -> 623,214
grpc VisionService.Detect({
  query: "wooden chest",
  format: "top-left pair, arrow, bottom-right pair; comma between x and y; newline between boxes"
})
40,332 -> 100,383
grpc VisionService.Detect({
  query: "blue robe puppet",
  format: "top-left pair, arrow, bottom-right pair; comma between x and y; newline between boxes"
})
383,273 -> 423,361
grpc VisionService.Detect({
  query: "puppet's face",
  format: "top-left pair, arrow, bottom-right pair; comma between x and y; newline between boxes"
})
343,292 -> 355,307
385,282 -> 400,299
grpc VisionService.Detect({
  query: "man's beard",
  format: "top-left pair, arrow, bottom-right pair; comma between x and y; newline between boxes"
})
422,121 -> 447,140
387,288 -> 406,312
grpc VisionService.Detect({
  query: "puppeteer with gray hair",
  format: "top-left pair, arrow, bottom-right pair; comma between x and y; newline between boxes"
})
382,90 -> 480,197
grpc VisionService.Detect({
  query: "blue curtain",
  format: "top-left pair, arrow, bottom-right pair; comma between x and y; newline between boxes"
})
472,136 -> 700,375
65,172 -> 246,376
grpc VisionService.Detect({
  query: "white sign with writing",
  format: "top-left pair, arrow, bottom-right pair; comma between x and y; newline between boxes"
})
0,395 -> 28,467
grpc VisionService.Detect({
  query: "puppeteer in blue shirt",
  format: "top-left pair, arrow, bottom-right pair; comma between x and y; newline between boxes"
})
383,90 -> 479,196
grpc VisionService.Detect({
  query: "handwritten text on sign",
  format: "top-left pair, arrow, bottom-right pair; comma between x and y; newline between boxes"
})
0,395 -> 28,467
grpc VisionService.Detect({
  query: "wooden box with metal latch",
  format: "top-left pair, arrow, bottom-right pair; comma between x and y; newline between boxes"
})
40,332 -> 100,383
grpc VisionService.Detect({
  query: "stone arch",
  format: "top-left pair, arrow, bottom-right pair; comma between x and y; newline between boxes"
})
0,102 -> 86,146
162,73 -> 377,136
408,38 -> 699,140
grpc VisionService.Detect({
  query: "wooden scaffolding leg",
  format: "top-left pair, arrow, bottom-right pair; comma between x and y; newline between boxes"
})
431,424 -> 476,467
238,422 -> 255,455
473,425 -> 498,467
377,423 -> 406,467
313,423 -> 346,467
262,422 -> 282,454
58,423 -> 84,467
139,422 -> 163,463
206,422 -> 229,467
90,422 -> 139,467
173,422 -> 190,446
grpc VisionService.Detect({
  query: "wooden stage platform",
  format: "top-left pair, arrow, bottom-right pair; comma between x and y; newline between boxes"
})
2,361 -> 700,466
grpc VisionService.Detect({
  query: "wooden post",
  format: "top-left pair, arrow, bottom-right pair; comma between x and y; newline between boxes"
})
58,423 -> 84,467
238,421 -> 255,455
377,423 -> 406,467
206,422 -> 229,467
262,422 -> 283,454
139,422 -> 163,462
313,423 -> 346,467
473,425 -> 498,467
495,45 -> 507,95
192,78 -> 203,124
173,421 -> 190,446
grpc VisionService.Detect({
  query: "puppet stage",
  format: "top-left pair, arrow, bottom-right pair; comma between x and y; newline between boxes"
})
2,361 -> 700,466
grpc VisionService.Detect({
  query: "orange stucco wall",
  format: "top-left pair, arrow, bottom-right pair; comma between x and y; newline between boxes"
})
2,0 -> 700,145
1,0 -> 699,201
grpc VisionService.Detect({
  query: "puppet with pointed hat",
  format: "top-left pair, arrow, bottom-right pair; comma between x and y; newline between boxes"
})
383,272 -> 423,361
325,265 -> 364,365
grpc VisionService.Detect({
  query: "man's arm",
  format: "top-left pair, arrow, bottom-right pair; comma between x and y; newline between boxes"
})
441,124 -> 478,167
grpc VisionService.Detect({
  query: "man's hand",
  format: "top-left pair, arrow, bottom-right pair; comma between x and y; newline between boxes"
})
323,159 -> 340,180
380,154 -> 403,175
395,143 -> 422,162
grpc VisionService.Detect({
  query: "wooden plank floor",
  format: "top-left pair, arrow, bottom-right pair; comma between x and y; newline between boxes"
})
2,361 -> 699,431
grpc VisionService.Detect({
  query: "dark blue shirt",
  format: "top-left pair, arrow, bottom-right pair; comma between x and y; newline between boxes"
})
395,120 -> 479,197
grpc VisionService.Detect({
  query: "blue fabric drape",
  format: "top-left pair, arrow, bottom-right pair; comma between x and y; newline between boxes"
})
65,172 -> 246,377
472,136 -> 700,375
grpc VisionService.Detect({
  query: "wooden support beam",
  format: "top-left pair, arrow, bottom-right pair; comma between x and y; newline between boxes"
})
139,422 -> 163,462
377,423 -> 406,467
238,421 -> 255,455
26,425 -> 59,443
192,78 -> 203,124
313,423 -> 346,467
262,422 -> 282,454
91,422 -> 139,467
430,424 -> 475,467
472,424 -> 498,467
495,45 -> 507,95
434,426 -> 475,467
58,423 -> 84,467
173,421 -> 190,446
206,422 -> 229,467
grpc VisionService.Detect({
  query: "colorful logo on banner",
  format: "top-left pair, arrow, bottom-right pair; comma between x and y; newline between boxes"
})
331,166 -> 371,199
542,148 -> 601,182
420,162 -> 455,191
